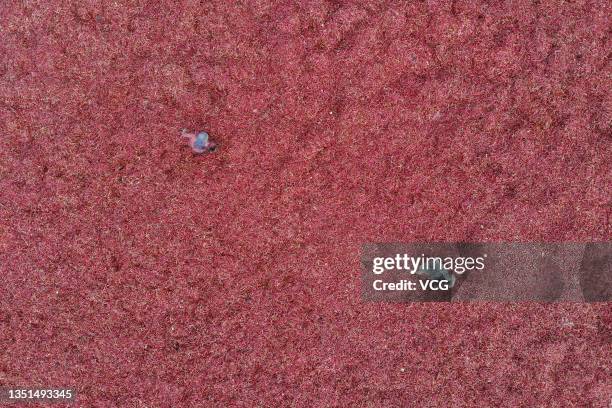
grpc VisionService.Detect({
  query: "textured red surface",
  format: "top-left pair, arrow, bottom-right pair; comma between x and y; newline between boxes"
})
1,0 -> 611,406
